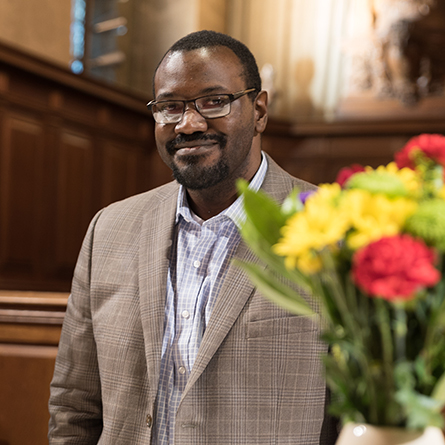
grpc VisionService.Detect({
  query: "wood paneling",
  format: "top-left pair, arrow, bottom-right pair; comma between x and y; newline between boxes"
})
263,119 -> 445,186
0,344 -> 58,445
0,113 -> 46,277
0,42 -> 167,292
54,130 -> 95,274
101,141 -> 139,207
0,291 -> 68,444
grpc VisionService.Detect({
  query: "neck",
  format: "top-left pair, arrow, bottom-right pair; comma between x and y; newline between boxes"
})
186,184 -> 239,220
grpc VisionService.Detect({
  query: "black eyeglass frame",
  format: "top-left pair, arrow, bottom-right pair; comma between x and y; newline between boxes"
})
146,88 -> 257,124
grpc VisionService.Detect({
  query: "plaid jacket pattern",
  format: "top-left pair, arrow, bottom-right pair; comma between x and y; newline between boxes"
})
48,154 -> 338,444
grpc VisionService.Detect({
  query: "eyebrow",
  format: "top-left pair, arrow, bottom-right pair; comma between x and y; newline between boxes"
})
155,86 -> 230,101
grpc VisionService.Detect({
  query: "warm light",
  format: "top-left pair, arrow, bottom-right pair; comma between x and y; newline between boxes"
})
353,425 -> 367,437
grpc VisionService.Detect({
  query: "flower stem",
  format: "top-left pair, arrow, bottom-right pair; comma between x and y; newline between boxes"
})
394,305 -> 407,362
375,298 -> 394,424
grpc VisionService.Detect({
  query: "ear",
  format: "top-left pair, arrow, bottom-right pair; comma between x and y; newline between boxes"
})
254,90 -> 268,135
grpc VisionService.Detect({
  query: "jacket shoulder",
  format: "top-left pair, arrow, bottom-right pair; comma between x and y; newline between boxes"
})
98,181 -> 178,221
262,153 -> 317,203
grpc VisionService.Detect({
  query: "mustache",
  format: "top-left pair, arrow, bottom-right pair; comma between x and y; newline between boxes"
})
166,133 -> 226,154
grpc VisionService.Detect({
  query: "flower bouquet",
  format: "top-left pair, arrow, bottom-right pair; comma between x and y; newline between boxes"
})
236,134 -> 445,437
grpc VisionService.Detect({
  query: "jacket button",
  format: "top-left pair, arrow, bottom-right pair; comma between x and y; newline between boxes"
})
146,414 -> 153,428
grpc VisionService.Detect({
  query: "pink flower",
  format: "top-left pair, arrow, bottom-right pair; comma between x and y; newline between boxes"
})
335,164 -> 366,187
352,235 -> 440,300
395,134 -> 445,170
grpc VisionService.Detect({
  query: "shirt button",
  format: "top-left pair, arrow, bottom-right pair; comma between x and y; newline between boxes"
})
181,310 -> 190,319
146,414 -> 152,428
178,366 -> 186,375
193,260 -> 201,268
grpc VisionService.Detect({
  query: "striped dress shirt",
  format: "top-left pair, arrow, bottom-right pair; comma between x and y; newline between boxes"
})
152,154 -> 268,444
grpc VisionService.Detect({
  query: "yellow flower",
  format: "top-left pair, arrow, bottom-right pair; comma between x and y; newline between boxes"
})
341,189 -> 418,250
274,184 -> 349,273
284,250 -> 322,274
305,182 -> 342,207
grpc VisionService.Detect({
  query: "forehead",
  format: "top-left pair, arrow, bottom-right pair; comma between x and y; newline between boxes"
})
154,46 -> 246,99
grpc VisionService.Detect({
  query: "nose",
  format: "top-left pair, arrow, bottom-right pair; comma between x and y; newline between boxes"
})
174,104 -> 208,134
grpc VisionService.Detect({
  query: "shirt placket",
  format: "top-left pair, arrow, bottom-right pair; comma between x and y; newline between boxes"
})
173,221 -> 217,389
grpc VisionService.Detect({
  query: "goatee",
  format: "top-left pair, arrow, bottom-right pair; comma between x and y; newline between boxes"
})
167,133 -> 229,190
171,156 -> 230,190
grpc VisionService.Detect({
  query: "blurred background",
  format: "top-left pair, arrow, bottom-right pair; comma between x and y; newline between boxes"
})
0,0 -> 444,443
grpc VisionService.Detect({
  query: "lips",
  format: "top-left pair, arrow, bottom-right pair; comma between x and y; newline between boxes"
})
174,141 -> 218,154
166,133 -> 227,156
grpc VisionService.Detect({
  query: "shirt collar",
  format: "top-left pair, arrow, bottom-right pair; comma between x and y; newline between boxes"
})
175,152 -> 268,228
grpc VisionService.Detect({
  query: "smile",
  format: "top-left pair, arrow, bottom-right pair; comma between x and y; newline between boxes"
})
174,142 -> 218,155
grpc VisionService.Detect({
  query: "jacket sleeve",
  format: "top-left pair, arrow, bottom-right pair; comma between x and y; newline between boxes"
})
48,210 -> 104,444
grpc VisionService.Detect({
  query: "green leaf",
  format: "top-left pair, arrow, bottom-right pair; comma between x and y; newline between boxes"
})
236,180 -> 313,292
238,179 -> 288,245
414,356 -> 434,387
395,361 -> 416,390
431,370 -> 445,402
234,259 -> 315,317
281,187 -> 303,218
395,389 -> 445,430
238,222 -> 312,294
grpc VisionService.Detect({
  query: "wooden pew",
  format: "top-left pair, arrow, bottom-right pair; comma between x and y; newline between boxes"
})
0,291 -> 68,444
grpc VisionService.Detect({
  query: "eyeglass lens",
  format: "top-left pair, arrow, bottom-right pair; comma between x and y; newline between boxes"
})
148,88 -> 256,124
153,95 -> 231,123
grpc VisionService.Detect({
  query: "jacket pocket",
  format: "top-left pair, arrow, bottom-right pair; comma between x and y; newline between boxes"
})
246,314 -> 319,338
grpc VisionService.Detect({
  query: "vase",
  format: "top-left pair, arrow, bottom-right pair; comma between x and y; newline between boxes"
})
335,423 -> 445,445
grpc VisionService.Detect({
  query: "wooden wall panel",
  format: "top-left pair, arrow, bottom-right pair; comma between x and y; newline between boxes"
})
263,134 -> 406,185
0,113 -> 46,279
101,141 -> 139,207
262,121 -> 445,186
0,344 -> 57,445
54,131 -> 95,277
0,291 -> 67,445
0,42 -> 165,292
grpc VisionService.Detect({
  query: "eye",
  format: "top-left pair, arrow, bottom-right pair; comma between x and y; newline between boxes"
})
157,101 -> 183,114
199,96 -> 228,109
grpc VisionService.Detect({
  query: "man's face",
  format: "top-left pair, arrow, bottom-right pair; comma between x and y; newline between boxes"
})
153,46 -> 261,190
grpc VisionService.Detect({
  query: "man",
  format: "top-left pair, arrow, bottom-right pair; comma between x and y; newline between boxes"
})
48,30 -> 337,444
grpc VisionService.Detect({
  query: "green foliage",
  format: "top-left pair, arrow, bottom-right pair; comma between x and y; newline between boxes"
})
404,199 -> 445,251
235,179 -> 445,431
233,260 -> 314,316
347,170 -> 409,197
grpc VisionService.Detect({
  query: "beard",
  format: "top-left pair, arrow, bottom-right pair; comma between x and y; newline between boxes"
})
171,155 -> 230,190
166,133 -> 229,190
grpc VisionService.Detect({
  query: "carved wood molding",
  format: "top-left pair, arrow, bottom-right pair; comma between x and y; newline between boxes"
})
0,291 -> 69,345
0,40 -> 149,113
0,291 -> 68,325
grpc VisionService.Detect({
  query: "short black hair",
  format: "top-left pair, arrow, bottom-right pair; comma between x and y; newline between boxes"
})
153,30 -> 261,99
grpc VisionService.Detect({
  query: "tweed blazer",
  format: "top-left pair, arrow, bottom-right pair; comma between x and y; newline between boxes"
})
48,154 -> 338,444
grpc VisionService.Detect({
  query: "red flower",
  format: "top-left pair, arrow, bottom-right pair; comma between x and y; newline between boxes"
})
335,164 -> 366,187
352,235 -> 440,300
395,134 -> 445,169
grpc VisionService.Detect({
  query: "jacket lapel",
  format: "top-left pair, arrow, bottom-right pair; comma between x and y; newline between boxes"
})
183,240 -> 259,393
183,155 -> 294,395
138,183 -> 179,404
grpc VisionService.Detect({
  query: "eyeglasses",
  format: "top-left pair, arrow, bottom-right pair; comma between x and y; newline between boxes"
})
146,88 -> 257,124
